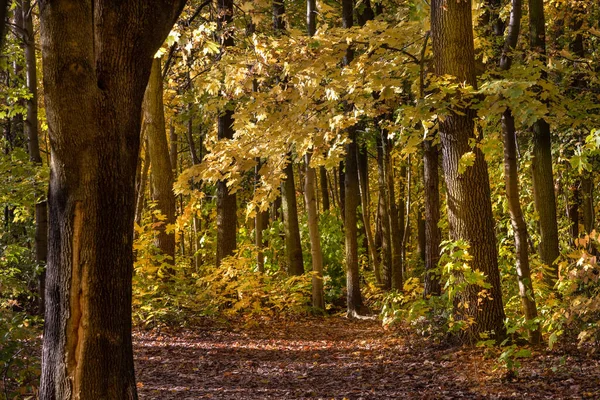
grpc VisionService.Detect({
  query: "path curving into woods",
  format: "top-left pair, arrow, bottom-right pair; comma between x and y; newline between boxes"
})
133,317 -> 600,399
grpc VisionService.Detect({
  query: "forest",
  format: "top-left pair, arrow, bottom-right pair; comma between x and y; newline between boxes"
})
0,0 -> 599,398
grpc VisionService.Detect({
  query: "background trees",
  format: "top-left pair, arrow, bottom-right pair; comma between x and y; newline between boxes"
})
1,0 -> 600,395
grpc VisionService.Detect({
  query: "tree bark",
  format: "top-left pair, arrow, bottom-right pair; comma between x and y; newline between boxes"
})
376,133 -> 392,289
255,160 -> 266,272
39,1 -> 185,398
503,110 -> 541,344
345,129 -> 364,317
305,152 -> 325,310
281,158 -> 304,276
21,0 -> 48,315
423,138 -> 442,297
143,57 -> 176,266
319,166 -> 329,212
529,0 -> 560,285
0,0 -> 8,54
216,0 -> 237,266
431,0 -> 506,341
358,143 -> 381,284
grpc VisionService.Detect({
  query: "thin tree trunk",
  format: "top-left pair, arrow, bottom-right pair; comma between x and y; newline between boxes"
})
255,159 -> 266,272
529,0 -> 560,285
135,140 -> 150,227
358,143 -> 381,284
281,158 -> 304,275
345,129 -> 364,317
503,110 -> 542,344
21,0 -> 47,315
432,0 -> 506,341
339,161 -> 346,221
376,133 -> 392,289
319,167 -> 329,212
423,138 -> 441,296
216,0 -> 237,266
143,58 -> 176,266
305,152 -> 325,310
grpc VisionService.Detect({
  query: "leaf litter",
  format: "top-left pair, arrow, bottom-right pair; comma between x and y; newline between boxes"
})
133,317 -> 600,399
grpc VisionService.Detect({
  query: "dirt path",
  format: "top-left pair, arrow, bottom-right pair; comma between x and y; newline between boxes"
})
133,317 -> 600,399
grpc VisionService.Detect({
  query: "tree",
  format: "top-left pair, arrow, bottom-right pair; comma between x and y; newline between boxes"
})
0,0 -> 8,53
498,0 -> 541,345
143,57 -> 177,267
529,0 -> 560,285
216,0 -> 238,266
281,158 -> 305,275
38,0 -> 185,398
423,137 -> 441,297
431,0 -> 506,340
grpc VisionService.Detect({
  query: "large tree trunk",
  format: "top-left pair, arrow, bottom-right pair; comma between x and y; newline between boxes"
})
143,58 -> 176,266
281,158 -> 305,276
529,0 -> 560,285
39,1 -> 184,398
216,0 -> 237,266
431,0 -> 506,341
423,138 -> 441,297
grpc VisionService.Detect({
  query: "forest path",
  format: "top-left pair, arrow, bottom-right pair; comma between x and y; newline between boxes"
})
133,316 -> 600,399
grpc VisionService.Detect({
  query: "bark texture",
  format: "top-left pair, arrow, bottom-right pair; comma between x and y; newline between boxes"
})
39,1 -> 185,398
281,159 -> 305,276
216,0 -> 237,266
143,58 -> 176,266
423,138 -> 441,297
431,0 -> 506,341
304,153 -> 325,310
358,143 -> 381,284
529,0 -> 559,284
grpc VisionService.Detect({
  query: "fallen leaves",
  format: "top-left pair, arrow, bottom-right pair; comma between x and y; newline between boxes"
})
133,317 -> 600,399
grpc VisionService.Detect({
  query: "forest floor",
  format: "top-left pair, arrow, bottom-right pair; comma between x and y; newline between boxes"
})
133,316 -> 600,400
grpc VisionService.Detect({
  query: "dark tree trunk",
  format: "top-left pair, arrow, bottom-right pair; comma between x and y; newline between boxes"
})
21,0 -> 48,315
38,1 -> 185,398
281,158 -> 304,276
503,110 -> 542,344
392,160 -> 405,290
255,159 -> 266,272
144,58 -> 176,266
216,0 -> 237,266
216,110 -> 237,265
319,167 -> 330,212
358,142 -> 381,284
307,0 -> 317,37
169,120 -> 177,176
273,0 -> 285,31
431,0 -> 506,341
529,0 -> 560,285
581,176 -> 595,235
345,129 -> 364,317
497,0 -> 541,344
339,161 -> 346,221
376,133 -> 392,289
423,138 -> 441,297
0,0 -> 8,53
